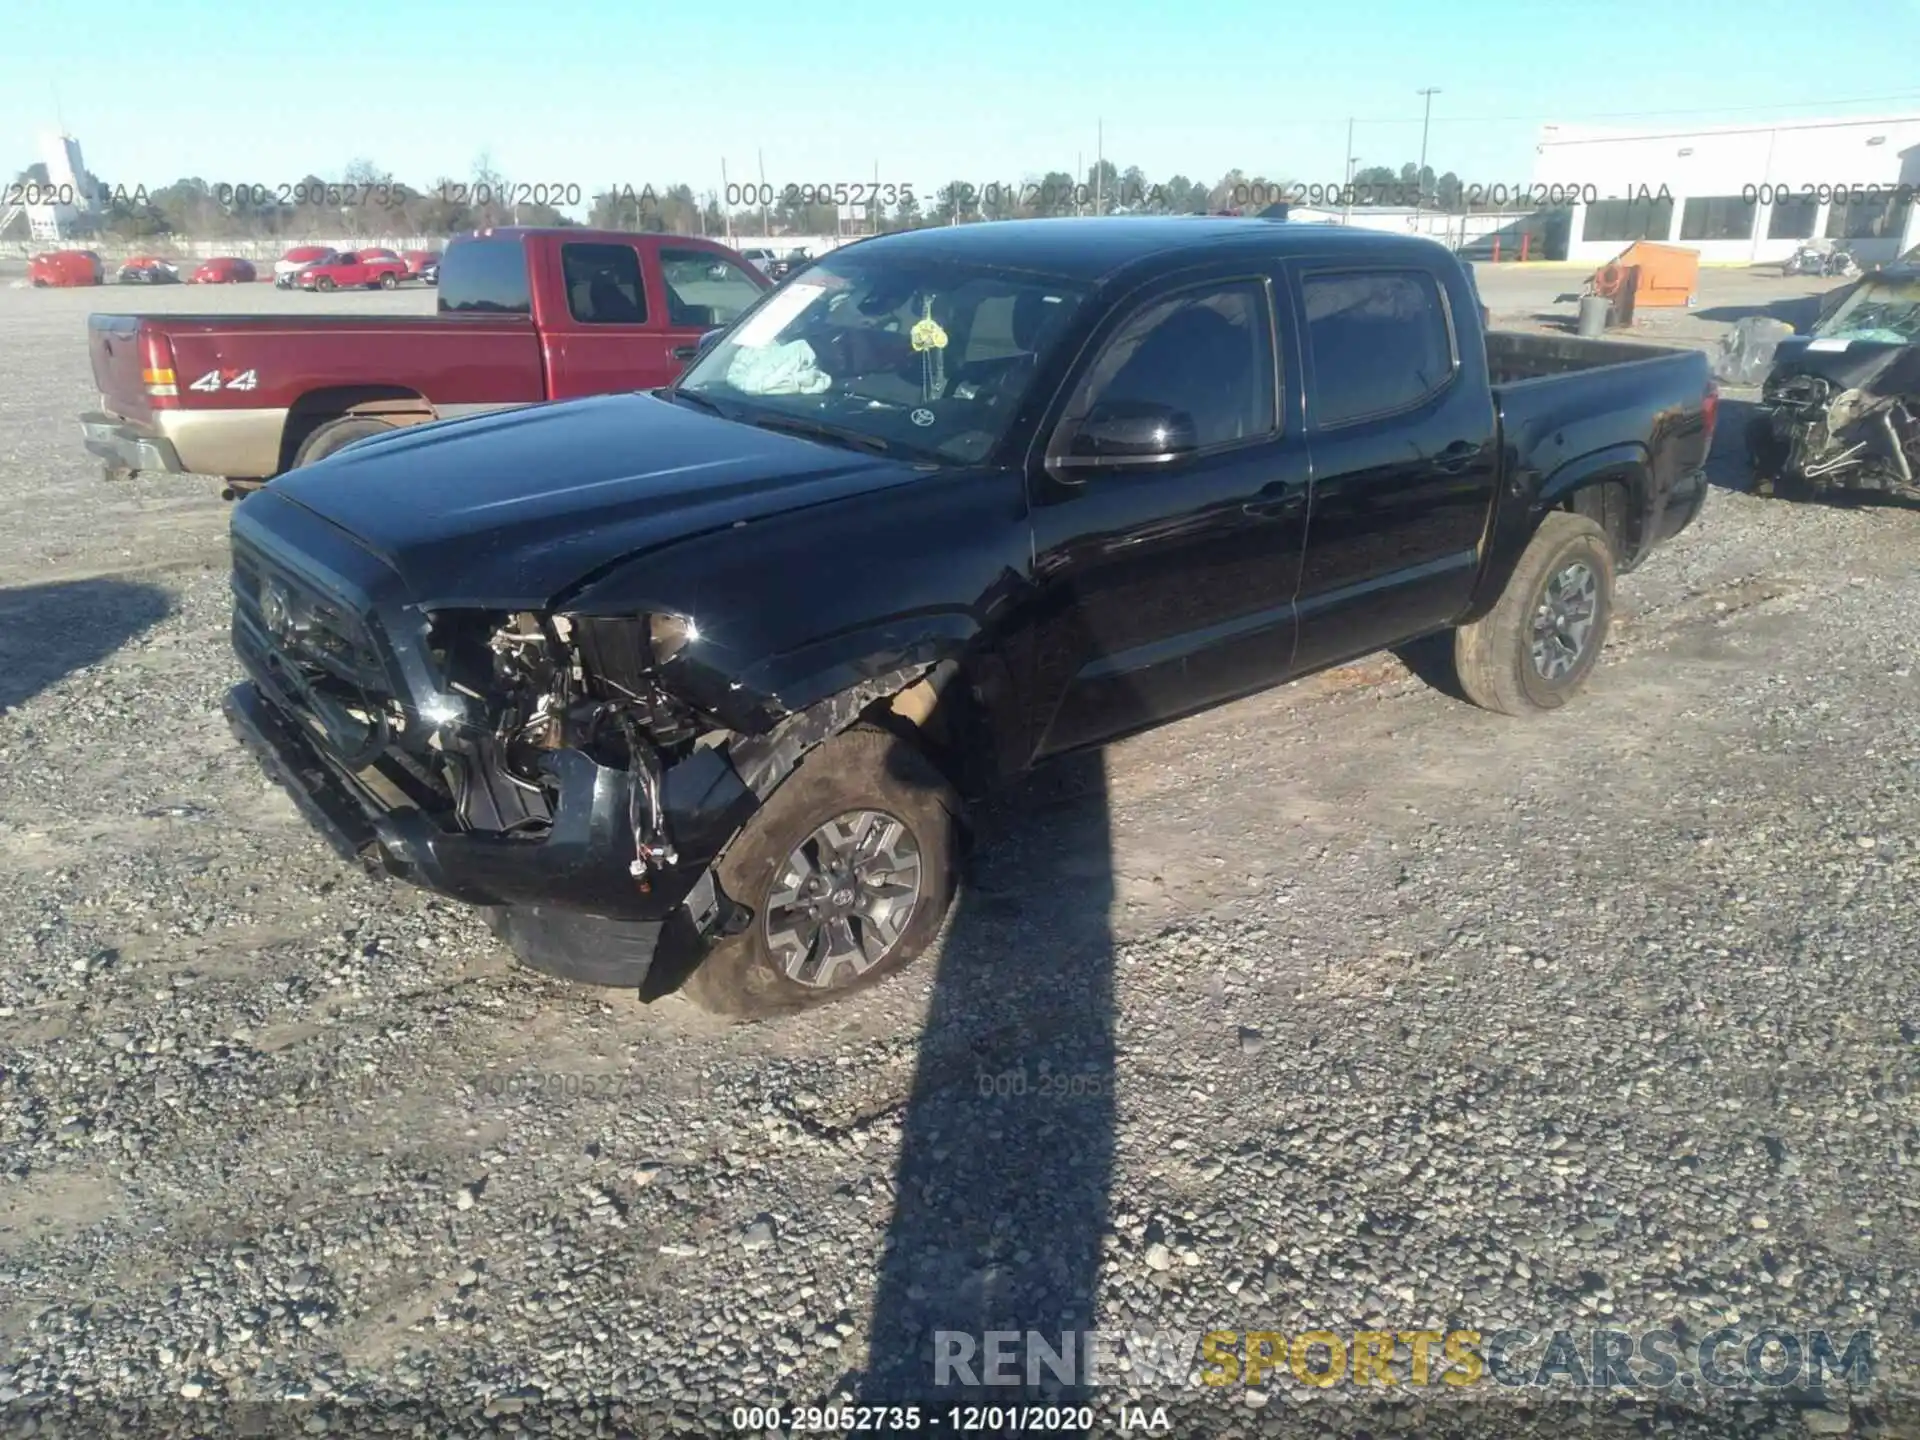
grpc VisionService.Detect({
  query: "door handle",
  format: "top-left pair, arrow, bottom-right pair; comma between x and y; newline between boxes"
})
670,345 -> 699,361
1243,487 -> 1306,520
1433,441 -> 1479,475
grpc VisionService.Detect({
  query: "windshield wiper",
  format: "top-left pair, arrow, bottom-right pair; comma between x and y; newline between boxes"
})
664,388 -> 728,417
743,413 -> 891,454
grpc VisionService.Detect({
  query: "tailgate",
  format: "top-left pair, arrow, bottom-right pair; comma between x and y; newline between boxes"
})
89,314 -> 158,423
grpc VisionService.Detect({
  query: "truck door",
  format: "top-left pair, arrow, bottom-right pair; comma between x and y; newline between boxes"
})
1024,268 -> 1312,758
542,239 -> 680,400
1285,262 -> 1499,675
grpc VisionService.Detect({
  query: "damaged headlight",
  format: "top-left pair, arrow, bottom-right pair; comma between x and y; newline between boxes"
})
648,613 -> 700,663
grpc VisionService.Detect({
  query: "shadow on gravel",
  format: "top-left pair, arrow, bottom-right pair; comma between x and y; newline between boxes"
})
0,578 -> 172,711
1708,397 -> 1763,494
1391,631 -> 1470,705
858,747 -> 1115,1420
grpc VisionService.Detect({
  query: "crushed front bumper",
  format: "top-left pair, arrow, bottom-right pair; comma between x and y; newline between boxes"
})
80,411 -> 184,474
223,681 -> 731,989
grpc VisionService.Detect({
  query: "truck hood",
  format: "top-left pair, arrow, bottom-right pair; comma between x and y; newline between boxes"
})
266,392 -> 920,607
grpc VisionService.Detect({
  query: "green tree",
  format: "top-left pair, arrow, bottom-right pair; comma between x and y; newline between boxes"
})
1035,170 -> 1077,218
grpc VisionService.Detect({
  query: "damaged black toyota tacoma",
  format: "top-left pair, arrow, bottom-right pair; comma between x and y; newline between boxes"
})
224,218 -> 1717,1018
1748,258 -> 1920,501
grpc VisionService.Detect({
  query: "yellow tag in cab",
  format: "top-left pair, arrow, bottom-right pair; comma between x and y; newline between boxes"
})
910,299 -> 948,352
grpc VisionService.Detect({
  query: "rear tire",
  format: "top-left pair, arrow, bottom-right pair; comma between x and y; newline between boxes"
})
292,415 -> 397,468
1453,512 -> 1615,717
316,277 -> 336,292
680,725 -> 960,1020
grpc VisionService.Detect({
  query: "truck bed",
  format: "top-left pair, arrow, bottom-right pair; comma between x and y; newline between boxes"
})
1485,329 -> 1691,385
1485,327 -> 1714,571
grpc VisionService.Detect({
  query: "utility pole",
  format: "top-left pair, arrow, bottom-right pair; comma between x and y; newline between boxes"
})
1416,87 -> 1441,208
1343,118 -> 1356,226
757,149 -> 769,237
1096,119 -> 1104,216
720,159 -> 733,243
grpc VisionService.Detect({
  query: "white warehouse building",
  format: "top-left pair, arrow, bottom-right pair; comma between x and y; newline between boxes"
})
1533,112 -> 1920,266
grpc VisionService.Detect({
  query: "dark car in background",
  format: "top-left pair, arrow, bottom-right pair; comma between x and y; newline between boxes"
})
117,256 -> 182,285
766,248 -> 813,281
1748,256 -> 1920,503
216,218 -> 1717,1020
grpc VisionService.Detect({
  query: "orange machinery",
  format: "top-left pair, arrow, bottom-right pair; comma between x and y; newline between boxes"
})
1587,241 -> 1699,313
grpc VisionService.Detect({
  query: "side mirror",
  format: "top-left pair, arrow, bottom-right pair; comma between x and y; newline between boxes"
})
1054,399 -> 1199,471
695,327 -> 726,357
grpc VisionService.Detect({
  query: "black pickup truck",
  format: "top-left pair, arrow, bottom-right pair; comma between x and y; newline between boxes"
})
222,218 -> 1716,1018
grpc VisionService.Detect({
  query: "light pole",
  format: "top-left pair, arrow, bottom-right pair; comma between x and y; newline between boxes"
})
1416,87 -> 1441,207
1343,117 -> 1357,226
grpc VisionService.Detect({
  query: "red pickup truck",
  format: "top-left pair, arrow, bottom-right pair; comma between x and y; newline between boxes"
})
80,228 -> 771,490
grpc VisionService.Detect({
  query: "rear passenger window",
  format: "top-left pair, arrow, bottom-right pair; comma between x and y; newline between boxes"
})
436,237 -> 531,315
1302,271 -> 1454,427
561,243 -> 648,324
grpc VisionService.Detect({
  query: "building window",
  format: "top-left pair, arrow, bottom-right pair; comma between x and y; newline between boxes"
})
1767,196 -> 1819,241
1679,196 -> 1756,242
1581,198 -> 1674,244
1827,193 -> 1913,242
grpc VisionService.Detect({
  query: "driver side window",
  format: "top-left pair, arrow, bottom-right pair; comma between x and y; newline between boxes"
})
1062,280 -> 1277,453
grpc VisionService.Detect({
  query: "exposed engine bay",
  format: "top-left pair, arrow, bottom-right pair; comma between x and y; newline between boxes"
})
1752,368 -> 1920,501
1748,275 -> 1920,503
433,611 -> 709,871
409,607 -> 941,893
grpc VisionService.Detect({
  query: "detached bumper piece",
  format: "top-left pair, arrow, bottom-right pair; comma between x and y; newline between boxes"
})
80,411 -> 184,474
223,682 -> 719,990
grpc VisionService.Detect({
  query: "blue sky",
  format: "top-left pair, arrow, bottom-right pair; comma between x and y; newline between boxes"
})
8,0 -> 1920,211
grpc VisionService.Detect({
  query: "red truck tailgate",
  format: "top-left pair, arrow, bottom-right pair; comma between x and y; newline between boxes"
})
88,315 -> 159,425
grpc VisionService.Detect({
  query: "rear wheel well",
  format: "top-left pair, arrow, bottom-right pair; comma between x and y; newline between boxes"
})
1561,477 -> 1637,563
279,386 -> 435,474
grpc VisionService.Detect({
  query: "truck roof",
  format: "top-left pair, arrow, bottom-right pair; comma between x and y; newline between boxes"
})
462,227 -> 736,249
833,216 -> 1451,282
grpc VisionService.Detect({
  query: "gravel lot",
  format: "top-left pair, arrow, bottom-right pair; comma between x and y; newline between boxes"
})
0,272 -> 1916,1439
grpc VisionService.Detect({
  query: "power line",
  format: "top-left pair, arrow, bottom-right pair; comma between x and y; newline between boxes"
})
1347,89 -> 1920,127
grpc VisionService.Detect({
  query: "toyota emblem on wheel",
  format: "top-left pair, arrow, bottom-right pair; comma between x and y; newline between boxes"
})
910,408 -> 936,427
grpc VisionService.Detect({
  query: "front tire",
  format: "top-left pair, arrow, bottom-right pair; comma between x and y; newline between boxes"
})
379,272 -> 398,290
316,276 -> 336,292
1453,512 -> 1615,716
680,725 -> 960,1019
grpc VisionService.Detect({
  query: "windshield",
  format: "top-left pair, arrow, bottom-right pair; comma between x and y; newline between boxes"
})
674,252 -> 1089,464
1813,279 -> 1920,345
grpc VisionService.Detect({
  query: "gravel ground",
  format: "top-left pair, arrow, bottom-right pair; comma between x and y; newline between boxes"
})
0,276 -> 1916,1439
